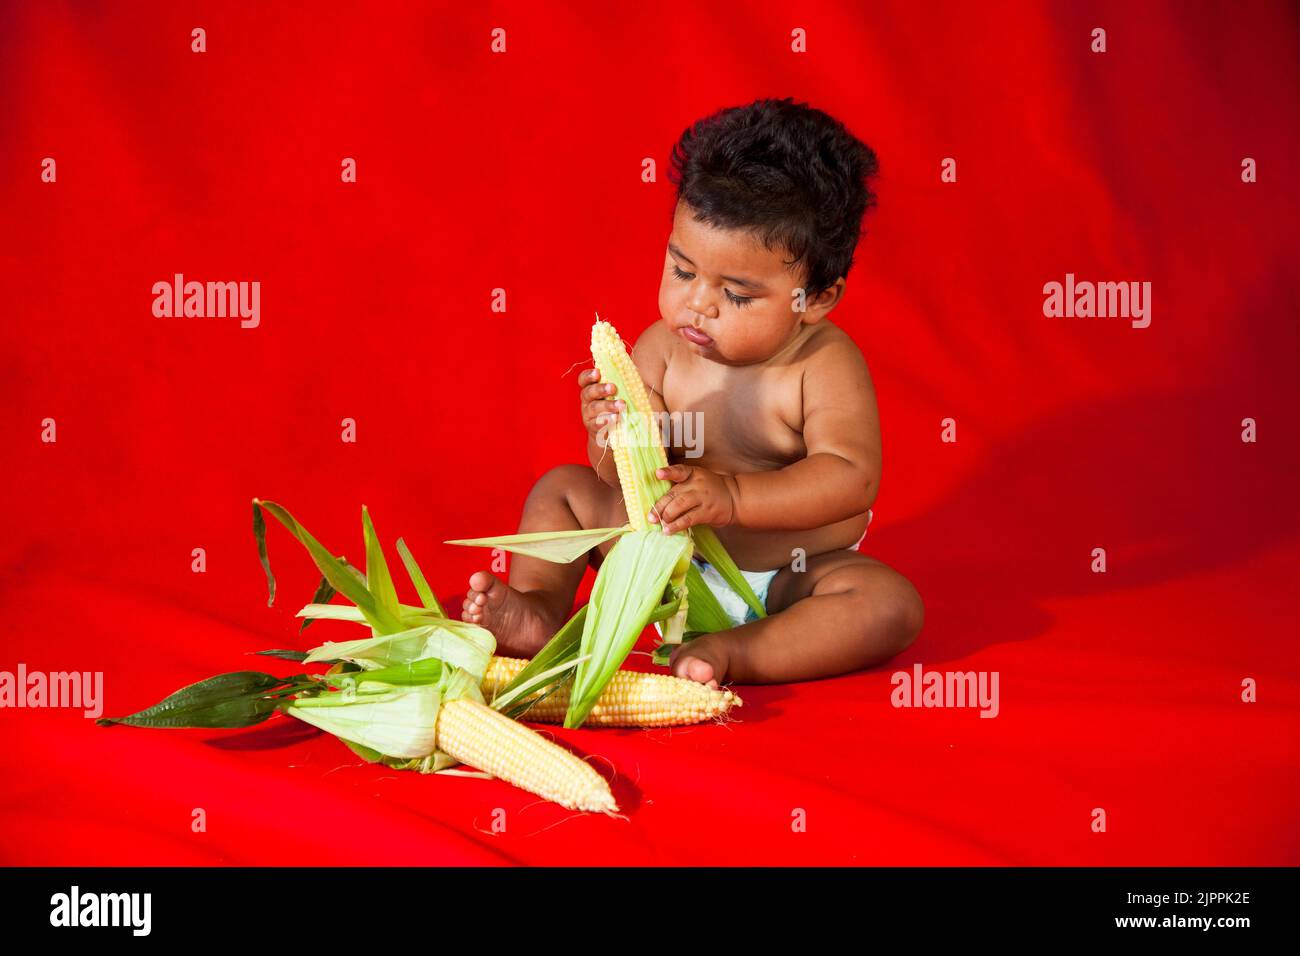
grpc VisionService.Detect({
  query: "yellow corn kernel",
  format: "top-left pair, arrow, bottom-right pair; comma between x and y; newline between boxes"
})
434,696 -> 617,813
591,318 -> 670,531
485,656 -> 742,727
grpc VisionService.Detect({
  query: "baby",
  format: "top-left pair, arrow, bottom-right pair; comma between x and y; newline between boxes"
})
463,97 -> 923,687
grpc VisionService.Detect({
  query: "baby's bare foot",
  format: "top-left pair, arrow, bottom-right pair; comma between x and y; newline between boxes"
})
668,635 -> 727,689
462,571 -> 558,658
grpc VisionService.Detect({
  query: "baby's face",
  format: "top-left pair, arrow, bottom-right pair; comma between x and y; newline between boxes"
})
657,200 -> 841,365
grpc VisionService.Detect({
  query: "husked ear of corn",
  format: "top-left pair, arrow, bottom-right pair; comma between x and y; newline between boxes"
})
591,318 -> 672,531
590,321 -> 766,629
589,317 -> 694,650
485,656 -> 741,727
434,697 -> 617,813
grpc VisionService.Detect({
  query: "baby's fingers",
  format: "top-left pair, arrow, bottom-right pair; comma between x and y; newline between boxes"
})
587,401 -> 624,422
581,381 -> 619,403
648,488 -> 691,526
657,500 -> 700,535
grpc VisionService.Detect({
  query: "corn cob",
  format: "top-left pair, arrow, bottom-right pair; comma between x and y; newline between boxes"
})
485,656 -> 742,726
591,319 -> 671,531
554,319 -> 699,726
434,696 -> 618,813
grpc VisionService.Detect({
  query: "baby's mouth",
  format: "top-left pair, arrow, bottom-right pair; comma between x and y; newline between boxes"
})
679,326 -> 714,347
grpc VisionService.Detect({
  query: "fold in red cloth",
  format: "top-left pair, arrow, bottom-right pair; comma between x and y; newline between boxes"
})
1,1 -> 1296,864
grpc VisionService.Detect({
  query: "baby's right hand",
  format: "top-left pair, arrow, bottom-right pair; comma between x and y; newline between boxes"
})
579,368 -> 625,444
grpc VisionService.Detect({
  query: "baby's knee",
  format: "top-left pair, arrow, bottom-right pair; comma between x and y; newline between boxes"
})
889,582 -> 930,650
844,568 -> 924,656
528,463 -> 595,502
885,580 -> 924,652
526,463 -> 620,521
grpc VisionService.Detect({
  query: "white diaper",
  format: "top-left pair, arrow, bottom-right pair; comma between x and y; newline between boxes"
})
654,510 -> 872,633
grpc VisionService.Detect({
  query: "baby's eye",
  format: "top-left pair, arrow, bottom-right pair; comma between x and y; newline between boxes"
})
673,264 -> 753,308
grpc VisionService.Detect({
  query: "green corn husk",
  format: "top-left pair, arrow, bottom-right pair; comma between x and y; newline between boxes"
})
249,499 -> 506,769
285,681 -> 442,759
648,561 -> 742,666
395,537 -> 446,617
690,525 -> 766,622
303,619 -> 495,683
565,528 -> 693,728
444,527 -> 629,563
682,561 -> 738,633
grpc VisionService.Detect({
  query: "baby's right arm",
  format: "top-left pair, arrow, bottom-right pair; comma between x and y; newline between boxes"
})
579,367 -> 624,487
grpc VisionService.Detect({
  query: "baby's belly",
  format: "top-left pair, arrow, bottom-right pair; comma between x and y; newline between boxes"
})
709,512 -> 871,572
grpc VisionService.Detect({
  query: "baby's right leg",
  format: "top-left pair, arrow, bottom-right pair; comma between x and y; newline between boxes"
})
462,464 -> 626,657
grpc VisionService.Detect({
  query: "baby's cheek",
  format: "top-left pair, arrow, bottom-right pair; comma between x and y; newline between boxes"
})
658,288 -> 681,326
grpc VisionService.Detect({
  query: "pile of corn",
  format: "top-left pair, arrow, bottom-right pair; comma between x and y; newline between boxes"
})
99,317 -> 749,816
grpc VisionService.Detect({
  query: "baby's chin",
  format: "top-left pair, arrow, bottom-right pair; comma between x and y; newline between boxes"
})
688,338 -> 732,363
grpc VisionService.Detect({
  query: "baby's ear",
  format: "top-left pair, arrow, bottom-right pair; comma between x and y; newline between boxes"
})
803,279 -> 846,318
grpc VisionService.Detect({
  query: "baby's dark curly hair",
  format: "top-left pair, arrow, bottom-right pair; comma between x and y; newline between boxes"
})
667,97 -> 880,299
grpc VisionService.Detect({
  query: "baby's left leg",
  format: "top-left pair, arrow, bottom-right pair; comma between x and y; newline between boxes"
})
669,551 -> 923,686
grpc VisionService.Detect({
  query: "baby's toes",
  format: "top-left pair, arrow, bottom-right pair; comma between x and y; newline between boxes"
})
670,646 -> 721,688
468,570 -> 508,607
685,657 -> 720,689
462,594 -> 484,621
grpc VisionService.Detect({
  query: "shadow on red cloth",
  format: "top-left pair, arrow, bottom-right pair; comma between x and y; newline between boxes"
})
882,385 -> 1296,666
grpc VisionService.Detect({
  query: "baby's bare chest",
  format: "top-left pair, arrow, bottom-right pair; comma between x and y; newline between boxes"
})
660,362 -> 806,471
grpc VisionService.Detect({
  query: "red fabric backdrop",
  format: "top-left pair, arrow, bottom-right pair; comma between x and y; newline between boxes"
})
2,0 -> 1297,865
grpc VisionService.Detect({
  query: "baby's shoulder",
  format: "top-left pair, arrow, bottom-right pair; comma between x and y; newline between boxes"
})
794,321 -> 869,376
630,319 -> 675,394
632,318 -> 675,360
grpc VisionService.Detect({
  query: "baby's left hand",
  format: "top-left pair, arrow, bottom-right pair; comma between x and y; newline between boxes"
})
648,464 -> 739,533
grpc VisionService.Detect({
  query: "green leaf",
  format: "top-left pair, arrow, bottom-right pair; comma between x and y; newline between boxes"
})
494,653 -> 589,716
439,666 -> 485,705
691,525 -> 766,620
251,649 -> 312,662
322,657 -> 444,687
682,562 -> 735,634
296,602 -> 448,625
503,680 -> 567,721
342,739 -> 385,762
445,526 -> 629,564
340,557 -> 368,586
305,626 -> 431,667
96,671 -> 311,729
648,584 -> 683,624
305,618 -> 495,681
253,501 -> 276,607
490,604 -> 587,713
651,633 -> 704,668
296,604 -> 367,623
566,529 -> 692,728
253,499 -> 403,635
299,575 -> 337,633
362,505 -> 401,625
396,537 -> 446,617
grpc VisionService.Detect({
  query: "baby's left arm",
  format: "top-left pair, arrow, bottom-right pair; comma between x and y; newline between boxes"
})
649,339 -> 882,534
